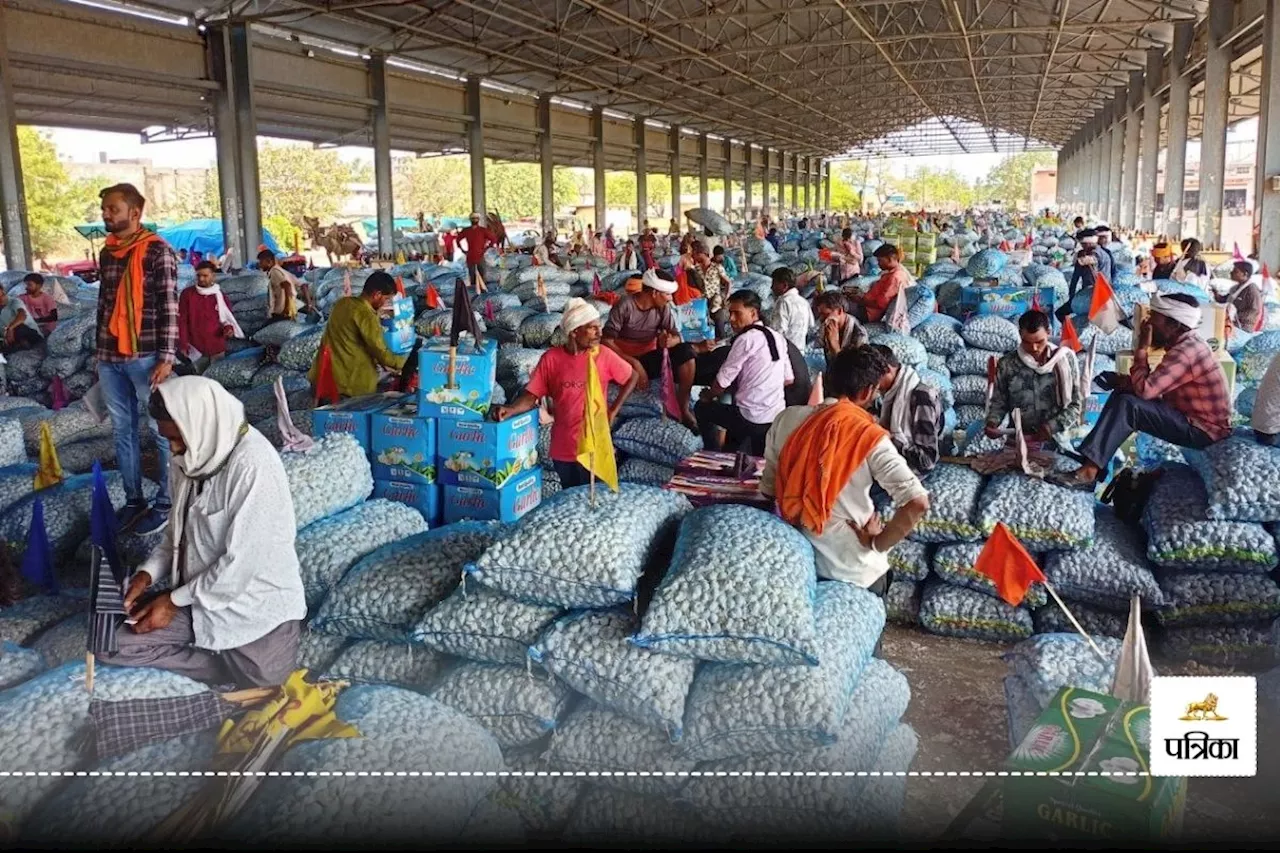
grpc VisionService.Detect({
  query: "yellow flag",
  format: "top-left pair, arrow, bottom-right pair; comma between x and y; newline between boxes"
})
34,422 -> 62,491
216,670 -> 359,756
395,251 -> 406,265
576,348 -> 619,493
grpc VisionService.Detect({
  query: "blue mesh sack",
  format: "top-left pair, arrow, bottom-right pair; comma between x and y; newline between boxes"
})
1155,572 -> 1280,627
887,539 -> 930,581
1044,508 -> 1162,610
413,578 -> 562,666
1142,464 -> 1278,572
919,580 -> 1033,642
885,579 -> 921,625
428,662 -> 571,749
966,249 -> 1007,280
1003,633 -> 1122,709
913,315 -> 965,356
947,348 -> 1003,376
868,332 -> 926,369
1032,601 -> 1127,638
1184,436 -> 1280,522
960,315 -> 1019,352
1157,623 -> 1277,667
612,418 -> 702,467
977,474 -> 1095,551
932,542 -> 1047,607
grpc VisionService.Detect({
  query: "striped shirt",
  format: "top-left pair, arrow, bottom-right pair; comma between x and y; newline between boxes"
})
96,239 -> 180,364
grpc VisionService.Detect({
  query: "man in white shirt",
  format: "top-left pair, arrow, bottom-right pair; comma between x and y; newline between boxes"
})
259,250 -> 304,321
760,346 -> 930,594
694,289 -> 793,455
106,377 -> 307,689
769,267 -> 814,352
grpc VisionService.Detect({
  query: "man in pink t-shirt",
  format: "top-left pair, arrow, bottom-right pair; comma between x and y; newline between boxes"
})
20,273 -> 59,336
493,297 -> 638,488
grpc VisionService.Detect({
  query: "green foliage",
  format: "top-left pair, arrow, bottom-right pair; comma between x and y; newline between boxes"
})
394,155 -> 471,219
257,142 -> 358,227
263,214 -> 298,253
485,161 -> 582,219
977,152 -> 1056,210
15,127 -> 98,257
898,166 -> 977,211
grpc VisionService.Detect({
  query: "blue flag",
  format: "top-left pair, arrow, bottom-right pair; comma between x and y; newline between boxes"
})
88,462 -> 126,655
20,497 -> 58,595
89,462 -> 123,584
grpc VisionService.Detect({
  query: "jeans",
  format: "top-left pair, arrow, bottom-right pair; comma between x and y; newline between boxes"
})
1076,392 -> 1214,472
695,399 -> 773,456
99,355 -> 171,506
553,460 -> 593,489
1257,431 -> 1280,447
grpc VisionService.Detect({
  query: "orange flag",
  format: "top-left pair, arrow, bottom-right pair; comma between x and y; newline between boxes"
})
1060,316 -> 1082,353
1087,273 -> 1120,334
673,266 -> 697,305
314,343 -> 341,407
973,522 -> 1046,607
425,284 -> 441,310
394,276 -> 406,298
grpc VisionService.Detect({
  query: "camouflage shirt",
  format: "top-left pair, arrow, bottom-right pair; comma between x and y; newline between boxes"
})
985,349 -> 1082,436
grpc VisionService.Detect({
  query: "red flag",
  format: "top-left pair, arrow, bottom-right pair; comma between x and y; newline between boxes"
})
973,522 -> 1046,607
314,344 -> 341,406
49,375 -> 67,411
483,299 -> 496,322
425,284 -> 441,310
1060,316 -> 1082,352
659,348 -> 681,419
1233,242 -> 1246,262
673,266 -> 698,305
394,276 -> 406,298
1088,273 -> 1120,334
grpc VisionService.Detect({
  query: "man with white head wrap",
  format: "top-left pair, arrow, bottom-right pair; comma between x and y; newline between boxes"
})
495,297 -> 638,488
105,376 -> 306,688
602,268 -> 699,429
1053,292 -> 1231,490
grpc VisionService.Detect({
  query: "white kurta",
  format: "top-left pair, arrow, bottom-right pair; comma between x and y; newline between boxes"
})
760,401 -> 928,587
138,428 -> 307,650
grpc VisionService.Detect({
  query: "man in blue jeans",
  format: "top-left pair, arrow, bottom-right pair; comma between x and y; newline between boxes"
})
96,183 -> 177,534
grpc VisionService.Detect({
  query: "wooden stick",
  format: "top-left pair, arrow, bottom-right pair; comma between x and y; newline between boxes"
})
1044,582 -> 1110,662
447,345 -> 458,390
588,451 -> 597,509
85,651 -> 94,693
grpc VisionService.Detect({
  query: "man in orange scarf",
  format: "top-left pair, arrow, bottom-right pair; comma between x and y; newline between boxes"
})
760,346 -> 930,595
96,183 -> 179,535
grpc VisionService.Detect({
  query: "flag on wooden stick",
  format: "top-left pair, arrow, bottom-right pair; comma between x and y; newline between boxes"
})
20,497 -> 57,596
1088,273 -> 1121,334
86,462 -> 127,693
34,422 -> 63,491
577,348 -> 619,504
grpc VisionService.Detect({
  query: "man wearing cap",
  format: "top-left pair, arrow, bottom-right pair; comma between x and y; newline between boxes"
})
457,213 -> 493,294
308,271 -> 408,398
602,269 -> 699,429
494,297 -> 638,488
1093,225 -> 1116,283
1053,293 -> 1231,490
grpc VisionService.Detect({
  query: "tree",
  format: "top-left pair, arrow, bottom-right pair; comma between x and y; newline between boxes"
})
831,158 -> 893,212
899,166 -> 977,212
13,127 -> 98,258
151,170 -> 221,223
485,160 -> 581,220
394,155 -> 471,219
257,142 -> 357,227
978,152 -> 1056,210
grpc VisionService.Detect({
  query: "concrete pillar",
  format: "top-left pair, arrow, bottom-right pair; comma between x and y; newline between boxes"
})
803,157 -> 812,214
824,160 -> 832,212
1121,71 -> 1142,229
1108,101 -> 1124,225
697,134 -> 709,212
228,22 -> 261,264
775,150 -> 784,217
790,153 -> 799,213
743,156 -> 752,222
670,125 -> 681,225
634,117 -> 647,233
0,1 -> 30,271
1259,4 -> 1280,271
1138,49 -> 1162,233
538,95 -> 554,236
370,53 -> 394,256
1199,0 -> 1232,248
591,107 -> 606,235
466,77 -> 486,226
722,139 -> 732,216
1164,22 -> 1193,241
208,27 -> 243,268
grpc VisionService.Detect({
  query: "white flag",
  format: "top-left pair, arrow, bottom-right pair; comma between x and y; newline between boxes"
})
1111,595 -> 1155,704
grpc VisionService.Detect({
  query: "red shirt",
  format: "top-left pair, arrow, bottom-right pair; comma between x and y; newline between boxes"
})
863,265 -> 911,323
458,226 -> 491,265
177,287 -> 231,359
1130,331 -> 1231,440
526,346 -> 633,462
442,232 -> 456,259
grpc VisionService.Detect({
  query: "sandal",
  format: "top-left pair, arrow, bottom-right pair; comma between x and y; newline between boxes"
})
1047,471 -> 1096,492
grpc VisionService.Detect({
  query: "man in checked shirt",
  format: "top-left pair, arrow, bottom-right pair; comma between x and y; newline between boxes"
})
1054,292 -> 1232,490
96,183 -> 178,535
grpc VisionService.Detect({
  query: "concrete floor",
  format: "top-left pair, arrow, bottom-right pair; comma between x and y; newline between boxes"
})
879,625 -> 1280,843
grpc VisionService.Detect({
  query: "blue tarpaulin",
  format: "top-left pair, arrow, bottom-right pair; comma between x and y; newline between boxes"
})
157,219 -> 282,258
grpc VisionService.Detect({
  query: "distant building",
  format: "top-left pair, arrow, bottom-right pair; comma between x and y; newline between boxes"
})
65,154 -> 214,221
1030,167 -> 1057,211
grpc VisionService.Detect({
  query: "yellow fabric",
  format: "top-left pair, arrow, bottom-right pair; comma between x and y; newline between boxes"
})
33,422 -> 63,491
104,229 -> 164,356
307,296 -> 407,397
576,347 -> 619,493
774,400 -> 888,536
216,670 -> 359,756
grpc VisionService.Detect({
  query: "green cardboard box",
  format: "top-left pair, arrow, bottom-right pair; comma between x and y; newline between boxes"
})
1002,687 -> 1186,842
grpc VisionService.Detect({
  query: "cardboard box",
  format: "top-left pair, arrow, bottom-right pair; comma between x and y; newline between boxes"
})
961,285 -> 1057,320
1083,391 -> 1110,426
311,393 -> 401,457
437,410 -> 539,489
1131,303 -> 1228,353
1114,348 -> 1236,400
371,400 -> 437,485
442,467 -> 542,524
418,337 -> 499,420
674,297 -> 713,343
373,479 -> 440,527
1002,687 -> 1186,841
381,294 -> 416,355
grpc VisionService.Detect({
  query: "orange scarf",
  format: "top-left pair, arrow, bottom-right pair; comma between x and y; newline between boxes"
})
105,229 -> 164,355
775,400 -> 888,536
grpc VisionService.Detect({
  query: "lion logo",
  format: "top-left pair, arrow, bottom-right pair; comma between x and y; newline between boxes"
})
1179,693 -> 1227,721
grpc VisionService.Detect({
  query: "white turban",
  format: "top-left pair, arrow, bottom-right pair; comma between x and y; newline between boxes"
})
561,297 -> 598,335
1149,293 -> 1203,330
642,268 -> 677,294
1079,234 -> 1099,246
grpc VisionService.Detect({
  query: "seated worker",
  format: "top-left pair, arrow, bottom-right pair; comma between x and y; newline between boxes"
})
19,273 -> 58,335
849,243 -> 910,323
494,299 -> 638,488
1151,242 -> 1179,280
615,239 -> 640,272
984,310 -> 1081,447
534,234 -> 561,267
1217,260 -> 1264,333
760,346 -> 930,595
1053,293 -> 1231,490
602,268 -> 698,429
766,226 -> 782,252
769,268 -> 814,353
814,290 -> 867,365
712,245 -> 738,280
694,290 -> 793,456
307,271 -> 409,398
871,344 -> 942,476
107,377 -> 306,689
0,286 -> 43,355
